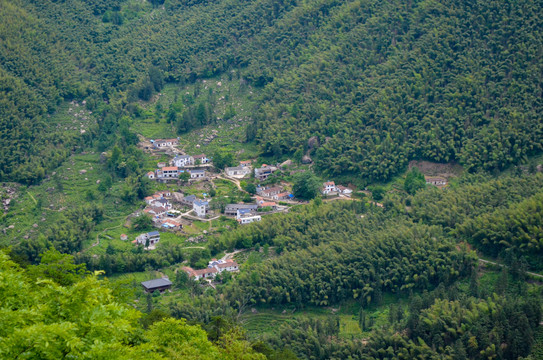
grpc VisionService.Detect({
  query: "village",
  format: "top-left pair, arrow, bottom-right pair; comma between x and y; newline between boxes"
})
125,136 -> 366,286
131,137 -> 450,289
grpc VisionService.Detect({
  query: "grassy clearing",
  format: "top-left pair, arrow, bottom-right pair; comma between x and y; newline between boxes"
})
240,297 -> 399,340
131,77 -> 261,159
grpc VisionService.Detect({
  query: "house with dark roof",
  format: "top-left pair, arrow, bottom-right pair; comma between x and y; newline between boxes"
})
189,169 -> 206,179
180,195 -> 197,206
141,277 -> 172,293
224,204 -> 258,216
135,231 -> 161,247
254,165 -> 277,181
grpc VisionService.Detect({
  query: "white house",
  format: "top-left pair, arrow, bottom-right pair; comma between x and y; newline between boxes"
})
237,214 -> 262,225
322,181 -> 337,195
336,185 -> 353,196
171,155 -> 194,168
193,200 -> 209,218
189,169 -> 206,179
153,139 -> 178,149
157,166 -> 179,179
183,266 -> 218,280
426,177 -> 447,186
209,259 -> 239,273
260,186 -> 282,198
147,171 -> 155,180
153,198 -> 172,210
225,166 -> 250,177
184,259 -> 239,280
239,160 -> 252,168
135,231 -> 160,246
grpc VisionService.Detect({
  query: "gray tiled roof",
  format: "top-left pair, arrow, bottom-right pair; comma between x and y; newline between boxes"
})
141,278 -> 172,290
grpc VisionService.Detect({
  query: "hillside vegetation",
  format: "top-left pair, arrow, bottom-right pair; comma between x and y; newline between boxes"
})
1,0 -> 542,183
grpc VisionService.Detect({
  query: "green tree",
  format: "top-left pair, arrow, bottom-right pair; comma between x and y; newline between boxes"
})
292,172 -> 320,200
404,167 -> 426,195
133,214 -> 153,231
179,171 -> 191,183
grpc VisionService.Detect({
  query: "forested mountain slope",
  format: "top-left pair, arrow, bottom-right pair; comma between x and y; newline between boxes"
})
252,0 -> 543,181
2,0 -> 542,183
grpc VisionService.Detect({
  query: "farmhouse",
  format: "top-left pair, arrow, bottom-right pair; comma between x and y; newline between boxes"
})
183,259 -> 240,281
336,185 -> 353,196
426,177 -> 447,186
183,266 -> 218,280
257,200 -> 277,210
254,165 -> 277,181
135,231 -> 160,247
180,195 -> 197,206
158,166 -> 179,179
161,219 -> 183,230
143,206 -> 168,219
272,192 -> 290,201
209,259 -> 239,273
237,214 -> 262,225
239,160 -> 252,167
259,186 -> 282,198
225,204 -> 258,216
225,166 -> 250,177
153,139 -> 178,149
171,155 -> 194,168
193,200 -> 209,218
322,181 -> 337,195
141,277 -> 172,293
189,169 -> 206,179
146,171 -> 155,179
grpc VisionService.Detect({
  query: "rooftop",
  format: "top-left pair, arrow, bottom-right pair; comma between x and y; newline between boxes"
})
225,204 -> 258,209
141,278 -> 172,290
194,200 -> 209,207
174,155 -> 191,160
226,166 -> 245,171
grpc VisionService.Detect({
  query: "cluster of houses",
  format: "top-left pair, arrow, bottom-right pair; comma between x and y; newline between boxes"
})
221,183 -> 292,225
322,181 -> 353,196
182,258 -> 240,280
146,153 -> 211,181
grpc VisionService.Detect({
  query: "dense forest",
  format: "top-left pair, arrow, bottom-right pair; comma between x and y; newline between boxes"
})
1,0 -> 542,182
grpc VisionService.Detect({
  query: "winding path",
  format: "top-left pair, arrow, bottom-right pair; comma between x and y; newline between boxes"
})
478,258 -> 543,279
